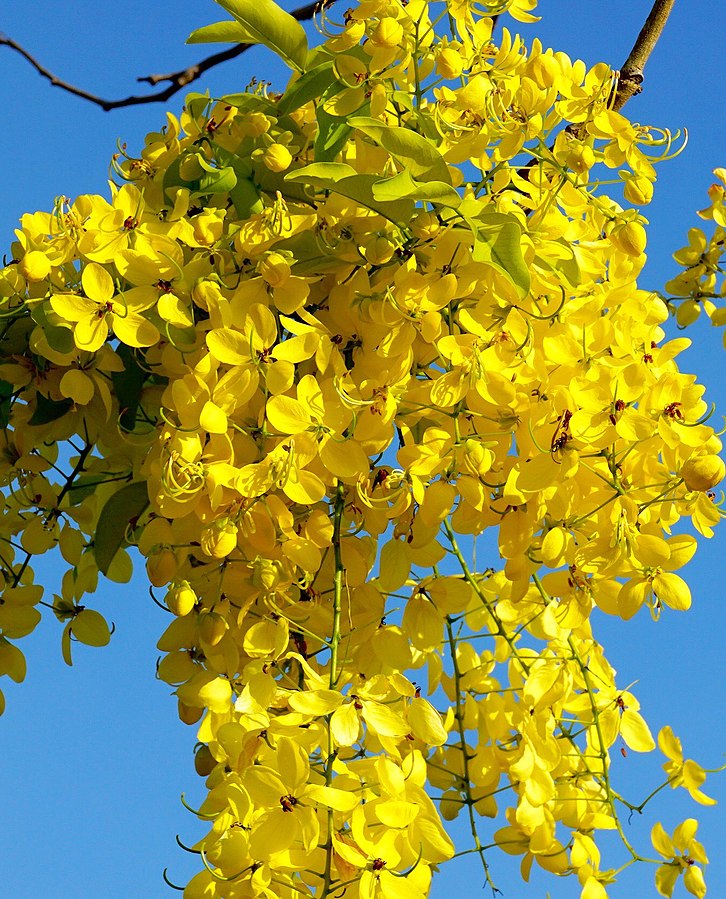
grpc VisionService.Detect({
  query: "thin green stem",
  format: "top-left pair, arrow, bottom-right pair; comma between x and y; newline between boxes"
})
533,573 -> 649,864
443,520 -> 530,674
445,616 -> 499,895
320,483 -> 347,899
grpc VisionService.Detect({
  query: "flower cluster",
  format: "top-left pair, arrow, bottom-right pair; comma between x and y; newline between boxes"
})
0,0 -> 722,896
667,167 -> 726,341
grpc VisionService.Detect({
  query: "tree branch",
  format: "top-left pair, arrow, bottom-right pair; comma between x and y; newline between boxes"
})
2,0 -> 675,116
611,0 -> 677,112
515,0 -> 677,182
0,0 -> 322,112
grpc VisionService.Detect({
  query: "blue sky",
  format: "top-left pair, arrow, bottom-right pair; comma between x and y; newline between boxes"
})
0,1 -> 724,897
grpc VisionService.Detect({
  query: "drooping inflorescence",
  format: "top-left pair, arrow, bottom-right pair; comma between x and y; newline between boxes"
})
0,1 -> 723,896
667,167 -> 726,342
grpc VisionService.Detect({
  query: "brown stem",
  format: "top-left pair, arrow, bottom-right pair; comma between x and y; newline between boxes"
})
0,0 -> 322,112
515,0 -> 677,182
611,0 -> 677,112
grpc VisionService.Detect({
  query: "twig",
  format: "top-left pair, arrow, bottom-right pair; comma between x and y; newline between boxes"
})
0,0 -> 322,112
515,0 -> 677,182
611,0 -> 677,111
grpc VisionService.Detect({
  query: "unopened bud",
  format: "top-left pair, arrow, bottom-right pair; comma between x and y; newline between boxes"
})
680,455 -> 725,492
262,143 -> 293,173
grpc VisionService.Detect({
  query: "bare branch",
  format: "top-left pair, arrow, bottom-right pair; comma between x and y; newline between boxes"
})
516,0 -> 677,182
0,0 -> 675,121
0,0 -> 322,112
136,44 -> 259,88
611,0 -> 677,112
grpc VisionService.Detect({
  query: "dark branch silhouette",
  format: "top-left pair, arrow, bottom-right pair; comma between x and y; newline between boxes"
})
0,0 -> 322,112
0,0 -> 675,115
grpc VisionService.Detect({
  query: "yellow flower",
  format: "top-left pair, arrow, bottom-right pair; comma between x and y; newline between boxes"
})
50,262 -> 159,352
658,726 -> 717,806
652,819 -> 708,898
243,736 -> 358,859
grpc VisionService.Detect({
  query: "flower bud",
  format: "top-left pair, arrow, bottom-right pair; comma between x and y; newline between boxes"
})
178,699 -> 203,726
410,211 -> 440,240
557,140 -> 595,175
201,520 -> 238,559
199,611 -> 227,646
194,744 -> 217,777
192,210 -> 225,246
610,221 -> 647,257
623,173 -> 654,205
363,235 -> 395,265
146,548 -> 178,587
252,557 -> 284,593
238,111 -> 271,138
371,17 -> 404,48
166,580 -> 197,617
262,143 -> 293,173
258,252 -> 291,287
675,299 -> 700,328
179,152 -> 206,181
680,455 -> 725,492
436,48 -> 464,80
20,250 -> 51,282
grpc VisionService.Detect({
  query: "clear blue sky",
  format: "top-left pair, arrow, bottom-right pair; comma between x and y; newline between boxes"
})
1,2 -> 724,897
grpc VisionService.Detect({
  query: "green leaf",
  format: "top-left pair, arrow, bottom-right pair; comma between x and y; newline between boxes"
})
277,61 -> 337,115
312,77 -> 367,162
211,145 -> 262,216
163,152 -> 238,199
29,392 -> 73,426
166,324 -> 198,349
105,547 -> 133,584
390,90 -> 415,114
195,158 -> 238,196
534,238 -> 581,288
349,116 -> 451,183
314,106 -> 353,162
276,231 -> 341,274
212,0 -> 308,72
213,145 -> 252,175
163,155 -> 193,200
286,168 -> 414,225
65,475 -> 112,506
466,213 -> 530,300
330,175 -> 415,225
111,345 -> 146,432
187,20 -> 253,44
0,315 -> 33,358
218,93 -> 276,115
286,162 -> 358,184
196,166 -> 238,196
0,379 -> 14,429
184,92 -> 215,120
230,177 -> 264,218
44,325 -> 76,355
94,481 -> 149,576
372,171 -> 461,207
29,303 -> 75,354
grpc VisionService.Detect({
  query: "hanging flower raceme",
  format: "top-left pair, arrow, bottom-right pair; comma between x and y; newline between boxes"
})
0,0 -> 723,896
